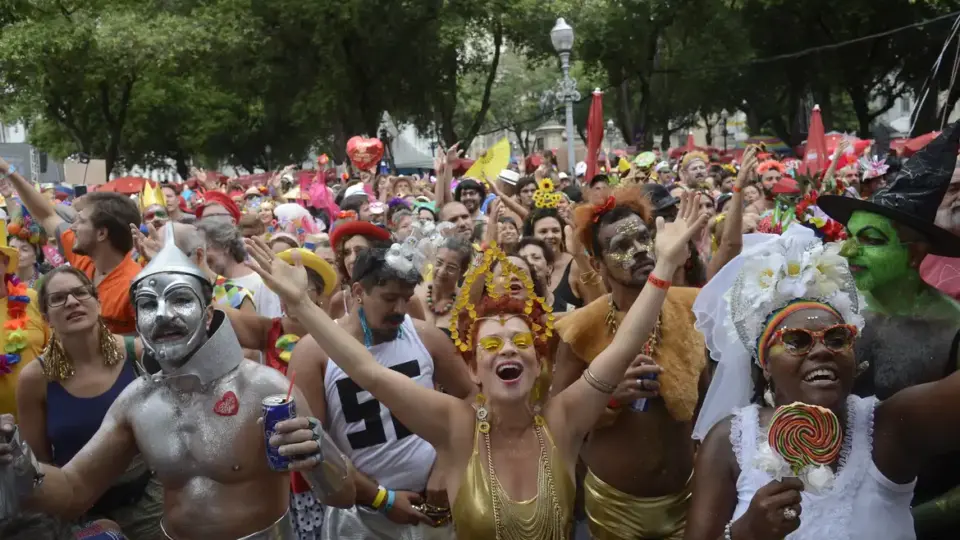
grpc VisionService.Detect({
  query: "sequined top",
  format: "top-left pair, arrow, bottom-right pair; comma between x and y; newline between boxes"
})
452,417 -> 574,540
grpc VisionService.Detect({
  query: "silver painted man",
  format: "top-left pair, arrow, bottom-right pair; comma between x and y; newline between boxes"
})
0,224 -> 354,539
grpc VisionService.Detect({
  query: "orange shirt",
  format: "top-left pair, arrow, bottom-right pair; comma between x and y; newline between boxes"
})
59,228 -> 140,335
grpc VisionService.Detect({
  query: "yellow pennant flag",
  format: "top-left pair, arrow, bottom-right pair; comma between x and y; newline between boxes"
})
463,138 -> 511,184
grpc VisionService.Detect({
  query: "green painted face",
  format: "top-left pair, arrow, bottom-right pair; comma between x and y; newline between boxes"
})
840,211 -> 911,292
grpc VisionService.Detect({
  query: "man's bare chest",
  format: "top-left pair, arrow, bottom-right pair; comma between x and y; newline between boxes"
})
129,380 -> 269,484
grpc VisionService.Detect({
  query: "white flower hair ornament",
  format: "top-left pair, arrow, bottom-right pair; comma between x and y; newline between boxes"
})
724,226 -> 865,367
384,219 -> 445,278
691,226 -> 865,444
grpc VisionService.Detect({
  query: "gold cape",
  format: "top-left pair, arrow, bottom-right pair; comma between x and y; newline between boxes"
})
555,288 -> 705,421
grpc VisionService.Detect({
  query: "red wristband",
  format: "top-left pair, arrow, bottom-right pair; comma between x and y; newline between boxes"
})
647,274 -> 671,290
607,398 -> 621,409
732,185 -> 741,193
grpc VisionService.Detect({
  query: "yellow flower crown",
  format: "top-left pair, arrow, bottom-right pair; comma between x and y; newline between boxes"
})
532,178 -> 563,209
448,242 -> 555,353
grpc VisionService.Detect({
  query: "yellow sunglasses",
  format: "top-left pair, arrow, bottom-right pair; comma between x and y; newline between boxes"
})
478,332 -> 534,353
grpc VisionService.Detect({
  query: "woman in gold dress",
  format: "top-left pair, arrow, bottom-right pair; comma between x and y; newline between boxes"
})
247,193 -> 708,539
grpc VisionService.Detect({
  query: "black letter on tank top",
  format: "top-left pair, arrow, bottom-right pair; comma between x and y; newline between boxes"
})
336,360 -> 422,450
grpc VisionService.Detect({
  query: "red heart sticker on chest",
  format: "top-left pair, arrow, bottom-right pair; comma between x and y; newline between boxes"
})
346,136 -> 384,172
214,391 -> 239,416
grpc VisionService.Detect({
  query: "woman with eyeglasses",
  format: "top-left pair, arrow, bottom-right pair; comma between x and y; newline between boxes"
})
15,266 -> 163,539
416,237 -> 473,336
687,227 -> 960,540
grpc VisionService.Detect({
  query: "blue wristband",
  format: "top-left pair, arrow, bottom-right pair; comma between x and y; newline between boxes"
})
382,490 -> 396,514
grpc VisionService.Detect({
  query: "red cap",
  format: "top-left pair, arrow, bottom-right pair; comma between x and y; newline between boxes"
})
330,220 -> 391,249
197,191 -> 241,222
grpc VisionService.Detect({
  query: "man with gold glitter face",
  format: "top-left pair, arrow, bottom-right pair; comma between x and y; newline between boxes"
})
0,224 -> 355,539
552,185 -> 708,540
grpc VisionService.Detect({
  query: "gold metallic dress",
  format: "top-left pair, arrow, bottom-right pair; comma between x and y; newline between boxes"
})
452,416 -> 574,540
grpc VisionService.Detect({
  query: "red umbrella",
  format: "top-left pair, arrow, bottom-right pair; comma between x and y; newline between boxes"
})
801,105 -> 828,175
584,89 -> 605,181
96,176 -> 147,194
899,131 -> 941,157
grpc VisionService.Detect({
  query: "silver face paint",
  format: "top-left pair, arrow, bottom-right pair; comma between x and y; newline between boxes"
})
135,273 -> 209,371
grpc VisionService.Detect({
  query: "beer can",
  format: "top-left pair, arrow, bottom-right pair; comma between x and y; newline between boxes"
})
263,394 -> 297,471
629,373 -> 658,412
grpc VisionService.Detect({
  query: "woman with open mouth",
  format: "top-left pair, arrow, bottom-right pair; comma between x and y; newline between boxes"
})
246,191 -> 709,539
687,226 -> 960,540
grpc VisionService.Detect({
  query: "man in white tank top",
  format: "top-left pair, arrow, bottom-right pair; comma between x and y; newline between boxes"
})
288,247 -> 476,539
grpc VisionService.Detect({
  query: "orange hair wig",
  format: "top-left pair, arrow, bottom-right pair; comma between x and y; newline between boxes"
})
573,184 -> 653,257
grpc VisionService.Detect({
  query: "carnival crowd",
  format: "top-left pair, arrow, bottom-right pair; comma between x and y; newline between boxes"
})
0,123 -> 959,540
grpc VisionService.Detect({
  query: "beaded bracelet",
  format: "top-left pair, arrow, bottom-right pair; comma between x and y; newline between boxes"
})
723,520 -> 734,539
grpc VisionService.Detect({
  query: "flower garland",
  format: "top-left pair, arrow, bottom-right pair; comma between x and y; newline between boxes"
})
0,275 -> 30,376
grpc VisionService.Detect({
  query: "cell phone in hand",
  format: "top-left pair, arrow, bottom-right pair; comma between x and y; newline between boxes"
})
74,185 -> 88,197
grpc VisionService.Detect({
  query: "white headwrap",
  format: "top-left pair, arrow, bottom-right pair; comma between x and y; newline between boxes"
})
692,226 -> 865,440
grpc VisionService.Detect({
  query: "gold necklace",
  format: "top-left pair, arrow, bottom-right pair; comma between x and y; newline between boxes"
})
484,422 -> 565,540
606,297 -> 662,357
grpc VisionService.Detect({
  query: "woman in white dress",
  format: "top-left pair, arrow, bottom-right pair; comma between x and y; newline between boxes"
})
686,226 -> 960,540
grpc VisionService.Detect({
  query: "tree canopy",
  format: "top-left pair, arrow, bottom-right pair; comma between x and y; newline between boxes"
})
2,0 -> 960,176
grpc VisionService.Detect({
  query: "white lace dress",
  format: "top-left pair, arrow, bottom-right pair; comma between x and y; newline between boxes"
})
730,395 -> 917,540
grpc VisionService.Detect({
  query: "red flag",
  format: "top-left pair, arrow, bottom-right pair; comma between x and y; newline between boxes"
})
685,133 -> 696,151
801,105 -> 828,174
584,89 -> 605,181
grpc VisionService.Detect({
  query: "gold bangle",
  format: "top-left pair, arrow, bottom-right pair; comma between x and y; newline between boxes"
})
582,368 -> 617,394
579,269 -> 601,285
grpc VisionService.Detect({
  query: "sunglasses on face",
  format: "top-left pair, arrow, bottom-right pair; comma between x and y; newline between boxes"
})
479,332 -> 534,353
770,324 -> 858,356
144,210 -> 169,222
47,287 -> 93,308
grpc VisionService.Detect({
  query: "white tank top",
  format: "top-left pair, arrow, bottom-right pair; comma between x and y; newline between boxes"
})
731,395 -> 916,540
324,315 -> 436,492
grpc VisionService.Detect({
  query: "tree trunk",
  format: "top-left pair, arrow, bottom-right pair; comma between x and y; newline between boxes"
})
459,19 -> 503,151
848,87 -> 871,139
174,148 -> 190,180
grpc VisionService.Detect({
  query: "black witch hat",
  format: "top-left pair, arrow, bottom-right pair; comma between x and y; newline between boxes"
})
818,121 -> 960,257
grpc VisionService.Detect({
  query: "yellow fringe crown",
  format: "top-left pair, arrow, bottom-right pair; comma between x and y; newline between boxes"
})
448,242 -> 555,353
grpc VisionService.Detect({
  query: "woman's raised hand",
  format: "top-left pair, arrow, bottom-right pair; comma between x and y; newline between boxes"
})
654,191 -> 710,269
244,237 -> 308,308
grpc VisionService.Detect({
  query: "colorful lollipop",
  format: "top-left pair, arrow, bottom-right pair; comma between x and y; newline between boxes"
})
767,402 -> 842,473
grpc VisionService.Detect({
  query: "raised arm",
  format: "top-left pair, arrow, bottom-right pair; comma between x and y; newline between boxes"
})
244,238 -> 466,454
0,157 -> 63,237
874,351 -> 960,480
707,147 -> 758,280
548,192 -> 708,450
416,321 -> 477,399
434,144 -> 459,208
485,176 -> 529,220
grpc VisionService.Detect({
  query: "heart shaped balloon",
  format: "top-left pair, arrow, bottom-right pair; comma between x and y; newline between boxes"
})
346,137 -> 384,172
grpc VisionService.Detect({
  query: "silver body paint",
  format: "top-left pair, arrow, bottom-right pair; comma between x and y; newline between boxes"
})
124,311 -> 298,539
